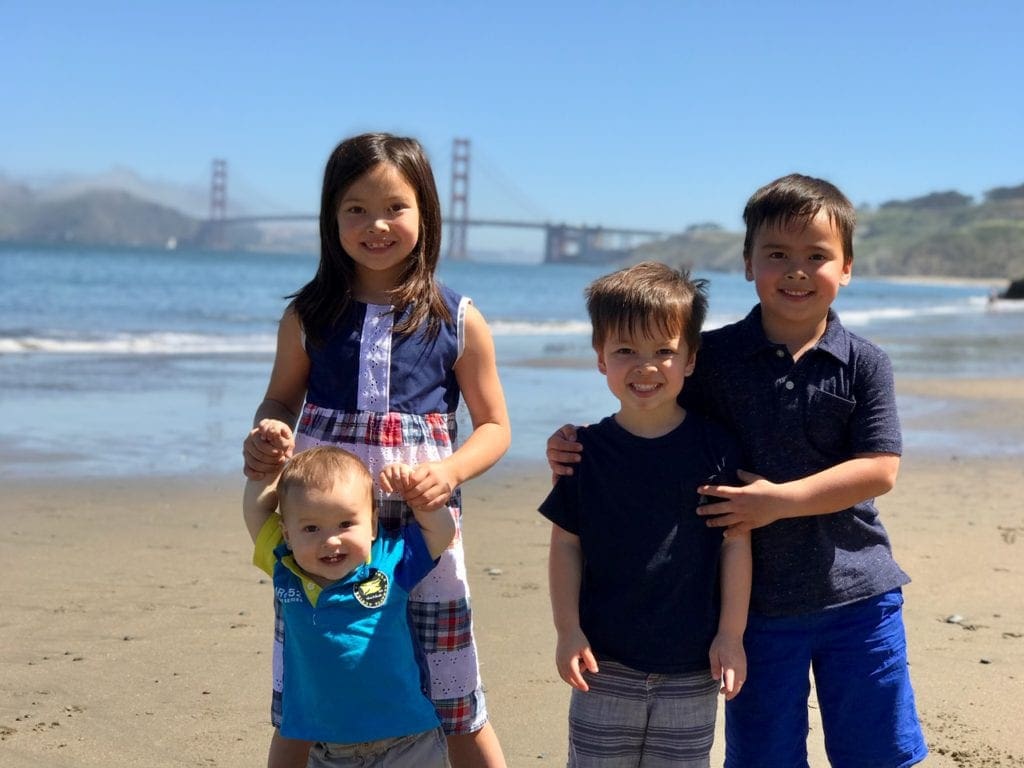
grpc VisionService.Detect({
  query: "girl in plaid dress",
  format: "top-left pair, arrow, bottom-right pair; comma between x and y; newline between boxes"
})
243,133 -> 510,768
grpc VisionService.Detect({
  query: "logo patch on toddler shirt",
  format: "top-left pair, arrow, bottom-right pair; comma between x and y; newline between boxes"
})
354,569 -> 389,608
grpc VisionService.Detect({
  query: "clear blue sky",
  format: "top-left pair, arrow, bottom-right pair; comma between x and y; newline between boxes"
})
3,1 -> 1023,248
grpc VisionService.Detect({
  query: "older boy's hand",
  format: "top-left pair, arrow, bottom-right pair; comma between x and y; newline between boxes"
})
697,470 -> 787,534
243,419 -> 294,480
546,424 -> 582,482
709,632 -> 746,700
555,627 -> 598,692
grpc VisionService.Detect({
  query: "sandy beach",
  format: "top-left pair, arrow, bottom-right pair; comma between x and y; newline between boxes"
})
1,376 -> 1022,767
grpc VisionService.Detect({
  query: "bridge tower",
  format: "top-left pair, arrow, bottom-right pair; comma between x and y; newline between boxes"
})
446,138 -> 470,261
209,158 -> 228,248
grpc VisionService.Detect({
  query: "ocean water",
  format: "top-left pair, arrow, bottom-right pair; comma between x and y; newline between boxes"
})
1,244 -> 1022,479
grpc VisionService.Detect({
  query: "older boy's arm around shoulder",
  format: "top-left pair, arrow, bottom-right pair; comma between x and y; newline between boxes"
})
710,530 -> 751,700
548,524 -> 598,692
698,453 -> 900,535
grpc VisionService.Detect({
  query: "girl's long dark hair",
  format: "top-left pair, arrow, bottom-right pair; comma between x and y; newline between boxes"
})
291,133 -> 450,346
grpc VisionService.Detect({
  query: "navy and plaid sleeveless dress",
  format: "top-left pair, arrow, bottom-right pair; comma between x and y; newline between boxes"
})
274,284 -> 487,734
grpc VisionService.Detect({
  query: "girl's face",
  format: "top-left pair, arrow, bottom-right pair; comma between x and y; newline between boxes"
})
337,162 -> 421,299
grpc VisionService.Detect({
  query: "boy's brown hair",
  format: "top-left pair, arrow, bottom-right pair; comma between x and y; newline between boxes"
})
742,173 -> 857,265
277,446 -> 375,525
585,261 -> 708,352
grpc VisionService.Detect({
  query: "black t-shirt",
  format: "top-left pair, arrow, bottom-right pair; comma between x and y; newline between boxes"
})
539,412 -> 741,674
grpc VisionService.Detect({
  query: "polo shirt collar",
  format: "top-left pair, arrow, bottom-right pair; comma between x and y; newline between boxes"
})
739,304 -> 851,365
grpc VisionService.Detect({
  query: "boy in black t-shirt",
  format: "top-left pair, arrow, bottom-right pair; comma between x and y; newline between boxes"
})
539,262 -> 751,767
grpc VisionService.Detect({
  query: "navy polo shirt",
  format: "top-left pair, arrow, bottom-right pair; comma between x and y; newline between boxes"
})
680,305 -> 909,616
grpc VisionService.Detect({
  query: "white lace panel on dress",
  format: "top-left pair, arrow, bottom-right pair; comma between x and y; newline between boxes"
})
356,304 -> 393,414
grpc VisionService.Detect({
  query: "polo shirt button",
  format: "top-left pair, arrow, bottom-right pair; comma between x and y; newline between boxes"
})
776,349 -> 785,358
784,380 -> 795,390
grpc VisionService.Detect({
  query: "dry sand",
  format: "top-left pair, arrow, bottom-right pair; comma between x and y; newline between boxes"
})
1,377 -> 1022,767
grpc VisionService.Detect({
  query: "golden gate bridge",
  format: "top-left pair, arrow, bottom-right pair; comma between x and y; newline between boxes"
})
205,139 -> 669,263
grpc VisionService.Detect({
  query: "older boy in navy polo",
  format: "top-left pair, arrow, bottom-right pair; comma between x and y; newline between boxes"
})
548,175 -> 927,767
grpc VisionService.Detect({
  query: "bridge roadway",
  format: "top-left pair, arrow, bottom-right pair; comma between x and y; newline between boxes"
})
217,214 -> 669,262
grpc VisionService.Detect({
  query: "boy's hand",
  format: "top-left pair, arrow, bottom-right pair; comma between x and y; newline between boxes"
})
709,632 -> 746,700
697,470 -> 786,534
546,424 -> 582,482
380,462 -> 456,513
379,463 -> 415,501
555,627 -> 598,691
243,419 -> 294,480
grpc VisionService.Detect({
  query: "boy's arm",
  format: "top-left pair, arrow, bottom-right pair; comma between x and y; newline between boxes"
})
709,530 -> 751,700
379,462 -> 455,559
549,524 -> 598,691
243,477 -> 280,544
409,501 -> 457,561
698,453 -> 900,534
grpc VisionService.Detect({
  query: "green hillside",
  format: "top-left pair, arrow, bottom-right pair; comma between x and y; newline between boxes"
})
634,182 -> 1024,279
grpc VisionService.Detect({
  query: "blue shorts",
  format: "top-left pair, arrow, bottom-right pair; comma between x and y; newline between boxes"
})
725,590 -> 927,768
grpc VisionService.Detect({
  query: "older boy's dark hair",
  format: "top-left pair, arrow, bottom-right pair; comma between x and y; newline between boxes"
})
293,132 -> 449,346
743,174 -> 856,264
585,261 -> 708,352
277,446 -> 375,526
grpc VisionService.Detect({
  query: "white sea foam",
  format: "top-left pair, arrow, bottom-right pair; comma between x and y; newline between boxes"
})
488,319 -> 592,336
0,331 -> 276,356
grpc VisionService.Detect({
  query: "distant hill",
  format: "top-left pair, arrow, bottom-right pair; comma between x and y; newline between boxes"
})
633,182 -> 1024,279
0,181 -> 261,250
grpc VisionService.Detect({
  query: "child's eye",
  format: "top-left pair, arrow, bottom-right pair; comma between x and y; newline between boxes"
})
614,348 -> 634,355
339,520 -> 354,529
389,203 -> 409,213
302,525 -> 319,534
768,251 -> 786,260
657,348 -> 676,356
343,206 -> 365,215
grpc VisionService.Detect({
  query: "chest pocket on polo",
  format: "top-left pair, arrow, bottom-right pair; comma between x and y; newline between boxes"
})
805,385 -> 856,457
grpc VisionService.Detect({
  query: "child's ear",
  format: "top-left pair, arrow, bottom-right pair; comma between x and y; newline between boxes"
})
744,258 -> 754,281
596,349 -> 607,374
840,258 -> 853,285
684,350 -> 697,377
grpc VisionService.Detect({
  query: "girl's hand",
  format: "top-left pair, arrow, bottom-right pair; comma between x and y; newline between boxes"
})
396,461 -> 458,513
243,420 -> 294,480
555,627 -> 598,691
